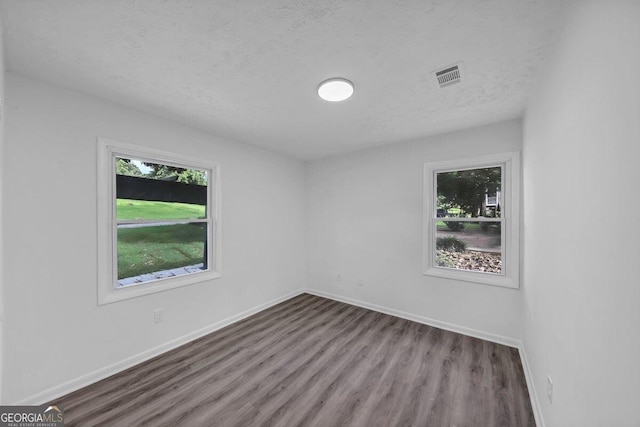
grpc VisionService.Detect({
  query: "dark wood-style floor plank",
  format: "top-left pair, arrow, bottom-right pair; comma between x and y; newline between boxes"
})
52,294 -> 535,426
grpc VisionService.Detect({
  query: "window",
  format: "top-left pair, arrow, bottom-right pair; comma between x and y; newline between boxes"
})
97,138 -> 221,304
423,152 -> 520,288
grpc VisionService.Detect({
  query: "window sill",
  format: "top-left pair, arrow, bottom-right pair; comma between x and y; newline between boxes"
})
423,266 -> 519,289
98,270 -> 222,305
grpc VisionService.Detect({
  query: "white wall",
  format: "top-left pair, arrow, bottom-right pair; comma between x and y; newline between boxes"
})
2,73 -> 306,403
306,119 -> 523,342
522,1 -> 640,425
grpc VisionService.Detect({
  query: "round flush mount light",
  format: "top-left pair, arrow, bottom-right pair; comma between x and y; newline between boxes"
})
317,78 -> 354,102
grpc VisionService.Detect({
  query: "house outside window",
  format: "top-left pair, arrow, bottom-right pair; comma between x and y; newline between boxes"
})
423,152 -> 520,288
97,138 -> 221,304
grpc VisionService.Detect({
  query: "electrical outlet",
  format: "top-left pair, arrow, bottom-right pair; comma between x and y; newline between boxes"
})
337,273 -> 342,282
154,309 -> 164,324
357,278 -> 364,286
547,375 -> 553,404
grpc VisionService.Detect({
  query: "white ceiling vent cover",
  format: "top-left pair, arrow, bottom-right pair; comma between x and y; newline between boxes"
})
435,64 -> 461,88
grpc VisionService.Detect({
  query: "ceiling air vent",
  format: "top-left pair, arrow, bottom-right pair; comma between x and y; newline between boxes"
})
435,64 -> 461,88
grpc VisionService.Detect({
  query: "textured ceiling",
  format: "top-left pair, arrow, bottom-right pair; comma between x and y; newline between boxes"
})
0,0 -> 563,160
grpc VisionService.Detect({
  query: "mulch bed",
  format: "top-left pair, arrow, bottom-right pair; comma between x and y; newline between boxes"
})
436,250 -> 502,274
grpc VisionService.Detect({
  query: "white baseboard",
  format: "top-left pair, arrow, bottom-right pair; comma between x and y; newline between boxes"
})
15,288 -> 305,405
518,342 -> 545,427
306,288 -> 544,427
305,288 -> 520,348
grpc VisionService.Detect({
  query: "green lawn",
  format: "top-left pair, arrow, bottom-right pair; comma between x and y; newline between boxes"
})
118,224 -> 205,279
117,199 -> 205,220
116,199 -> 208,279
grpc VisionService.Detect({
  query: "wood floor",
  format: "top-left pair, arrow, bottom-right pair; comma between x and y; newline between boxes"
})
52,294 -> 535,426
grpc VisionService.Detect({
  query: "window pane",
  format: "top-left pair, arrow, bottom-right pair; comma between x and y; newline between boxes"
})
117,223 -> 207,286
435,221 -> 502,274
115,157 -> 208,220
436,166 -> 501,218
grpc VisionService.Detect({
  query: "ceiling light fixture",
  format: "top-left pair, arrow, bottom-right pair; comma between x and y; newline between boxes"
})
317,78 -> 354,102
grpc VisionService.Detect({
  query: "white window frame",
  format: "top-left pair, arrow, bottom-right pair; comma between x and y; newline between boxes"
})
97,138 -> 221,305
423,152 -> 520,289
